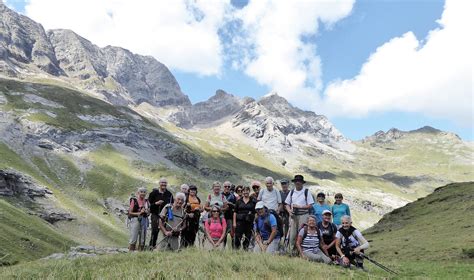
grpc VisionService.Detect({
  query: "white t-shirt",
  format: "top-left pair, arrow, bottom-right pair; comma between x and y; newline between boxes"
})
336,229 -> 363,248
257,188 -> 282,211
285,188 -> 314,206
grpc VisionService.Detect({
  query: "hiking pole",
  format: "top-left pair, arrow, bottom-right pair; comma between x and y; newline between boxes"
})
360,254 -> 398,275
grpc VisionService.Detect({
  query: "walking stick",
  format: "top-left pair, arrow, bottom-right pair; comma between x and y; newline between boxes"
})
360,253 -> 398,275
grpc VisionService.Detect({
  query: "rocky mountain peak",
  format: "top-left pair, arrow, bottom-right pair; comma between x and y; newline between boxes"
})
410,126 -> 442,134
0,4 -> 63,76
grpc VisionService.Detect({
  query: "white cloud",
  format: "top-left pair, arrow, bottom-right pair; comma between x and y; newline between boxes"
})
24,0 -> 230,76
321,0 -> 473,125
233,0 -> 355,108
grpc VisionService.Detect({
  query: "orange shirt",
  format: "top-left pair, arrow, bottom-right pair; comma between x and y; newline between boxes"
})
188,195 -> 201,211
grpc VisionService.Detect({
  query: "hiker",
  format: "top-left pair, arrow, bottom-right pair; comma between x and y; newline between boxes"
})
279,179 -> 291,241
254,201 -> 280,254
332,193 -> 351,226
250,181 -> 261,200
181,185 -> 202,248
233,186 -> 257,250
336,215 -> 369,269
285,175 -> 314,253
234,185 -> 243,201
128,187 -> 150,251
157,192 -> 186,251
148,178 -> 174,248
204,181 -> 228,211
222,181 -> 236,247
181,184 -> 189,194
317,209 -> 338,259
313,192 -> 331,223
257,177 -> 282,213
296,215 -> 331,264
204,205 -> 227,250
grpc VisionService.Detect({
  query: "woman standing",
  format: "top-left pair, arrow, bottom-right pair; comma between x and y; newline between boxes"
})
204,205 -> 227,250
128,187 -> 150,251
233,186 -> 256,250
331,193 -> 351,226
182,185 -> 202,247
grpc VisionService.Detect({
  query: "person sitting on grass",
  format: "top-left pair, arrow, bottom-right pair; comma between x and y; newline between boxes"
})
254,201 -> 280,254
296,215 -> 331,264
127,187 -> 150,251
204,205 -> 227,251
335,215 -> 369,269
157,192 -> 186,251
317,210 -> 338,260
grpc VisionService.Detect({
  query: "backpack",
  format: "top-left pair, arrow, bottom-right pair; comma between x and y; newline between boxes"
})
289,188 -> 314,214
128,197 -> 149,218
207,217 -> 224,227
338,226 -> 357,255
299,223 -> 322,242
256,210 -> 284,238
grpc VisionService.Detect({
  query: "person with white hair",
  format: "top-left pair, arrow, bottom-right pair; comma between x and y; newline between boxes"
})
127,187 -> 150,251
157,192 -> 186,251
257,177 -> 282,212
335,215 -> 370,269
148,178 -> 174,248
180,184 -> 189,194
204,181 -> 228,211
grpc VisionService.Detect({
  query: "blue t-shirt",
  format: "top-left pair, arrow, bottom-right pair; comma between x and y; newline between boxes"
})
332,203 -> 351,225
312,203 -> 331,223
254,213 -> 280,240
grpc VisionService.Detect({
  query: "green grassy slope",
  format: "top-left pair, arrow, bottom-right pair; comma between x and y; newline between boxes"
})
365,182 -> 474,261
0,199 -> 75,266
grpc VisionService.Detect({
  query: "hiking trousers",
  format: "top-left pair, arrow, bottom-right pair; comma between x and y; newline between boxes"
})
129,217 -> 148,246
149,213 -> 160,247
253,238 -> 280,254
156,233 -> 179,251
233,220 -> 253,250
204,238 -> 224,251
289,213 -> 309,252
303,250 -> 331,264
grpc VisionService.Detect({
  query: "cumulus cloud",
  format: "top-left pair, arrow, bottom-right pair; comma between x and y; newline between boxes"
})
321,0 -> 473,125
232,0 -> 355,108
25,0 -> 230,76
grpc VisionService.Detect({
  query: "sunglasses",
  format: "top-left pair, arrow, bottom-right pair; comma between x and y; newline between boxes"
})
212,210 -> 219,213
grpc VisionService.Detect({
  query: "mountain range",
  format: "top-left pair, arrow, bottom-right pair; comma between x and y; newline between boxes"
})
0,2 -> 473,260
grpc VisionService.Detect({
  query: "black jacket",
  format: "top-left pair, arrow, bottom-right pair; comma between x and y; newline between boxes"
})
148,188 -> 174,215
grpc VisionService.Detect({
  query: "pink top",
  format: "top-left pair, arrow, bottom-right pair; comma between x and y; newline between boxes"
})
129,197 -> 148,211
205,217 -> 227,240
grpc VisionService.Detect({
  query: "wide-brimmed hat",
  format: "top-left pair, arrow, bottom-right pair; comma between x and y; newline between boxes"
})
291,175 -> 306,183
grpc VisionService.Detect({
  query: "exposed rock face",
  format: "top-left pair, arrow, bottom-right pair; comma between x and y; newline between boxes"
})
0,169 -> 51,197
0,4 -> 62,76
0,4 -> 190,108
43,246 -> 129,260
363,126 -> 460,144
170,89 -> 251,127
232,93 -> 348,150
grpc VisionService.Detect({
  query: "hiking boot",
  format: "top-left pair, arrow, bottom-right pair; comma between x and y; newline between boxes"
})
138,245 -> 144,251
128,244 -> 136,252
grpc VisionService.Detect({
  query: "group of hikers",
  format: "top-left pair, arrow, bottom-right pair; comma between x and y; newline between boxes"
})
127,174 -> 370,269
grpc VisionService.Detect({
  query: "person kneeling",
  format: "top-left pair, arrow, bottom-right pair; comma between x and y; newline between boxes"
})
204,205 -> 226,250
335,215 -> 369,269
254,201 -> 280,254
296,215 -> 331,264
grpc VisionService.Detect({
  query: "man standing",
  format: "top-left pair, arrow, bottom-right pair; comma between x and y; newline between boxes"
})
222,181 -> 236,248
148,178 -> 174,248
285,175 -> 314,254
257,177 -> 282,213
279,179 -> 291,242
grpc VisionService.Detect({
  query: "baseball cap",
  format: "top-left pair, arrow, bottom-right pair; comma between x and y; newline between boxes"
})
255,201 -> 265,210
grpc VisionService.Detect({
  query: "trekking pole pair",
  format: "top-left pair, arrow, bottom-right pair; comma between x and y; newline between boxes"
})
360,253 -> 398,275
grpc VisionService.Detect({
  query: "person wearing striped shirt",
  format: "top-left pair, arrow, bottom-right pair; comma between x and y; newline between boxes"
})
296,215 -> 331,264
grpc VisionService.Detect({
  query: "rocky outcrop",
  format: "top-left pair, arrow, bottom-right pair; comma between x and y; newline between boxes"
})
0,5 -> 190,108
43,246 -> 129,260
363,126 -> 461,144
0,169 -> 51,197
0,4 -> 62,76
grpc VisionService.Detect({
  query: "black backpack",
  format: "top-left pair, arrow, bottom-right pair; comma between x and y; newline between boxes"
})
257,209 -> 284,238
299,223 -> 322,244
338,226 -> 357,255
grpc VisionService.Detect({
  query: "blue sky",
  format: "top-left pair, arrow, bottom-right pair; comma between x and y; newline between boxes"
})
8,0 -> 473,140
